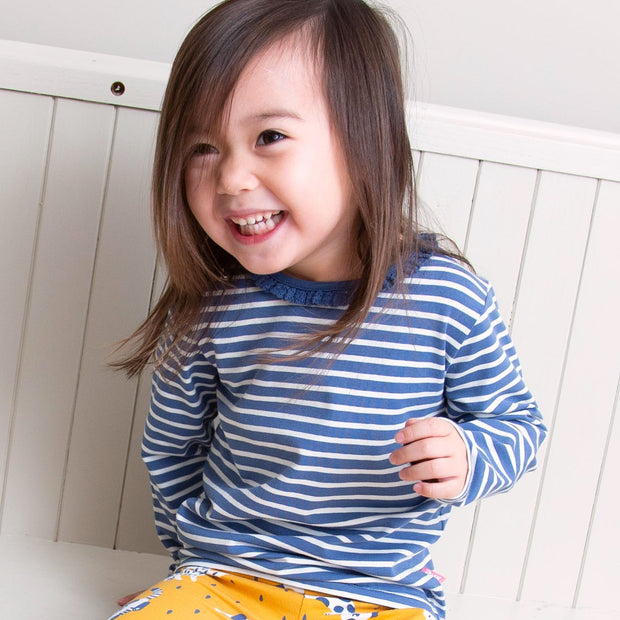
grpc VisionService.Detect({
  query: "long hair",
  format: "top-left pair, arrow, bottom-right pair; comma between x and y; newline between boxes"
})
114,0 -> 451,377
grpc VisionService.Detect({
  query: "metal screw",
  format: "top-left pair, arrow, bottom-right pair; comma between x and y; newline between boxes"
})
111,81 -> 126,96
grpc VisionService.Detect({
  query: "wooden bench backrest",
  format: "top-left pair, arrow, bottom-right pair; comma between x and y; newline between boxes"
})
1,40 -> 618,613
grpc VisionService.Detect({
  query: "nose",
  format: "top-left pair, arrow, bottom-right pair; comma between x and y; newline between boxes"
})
215,150 -> 259,195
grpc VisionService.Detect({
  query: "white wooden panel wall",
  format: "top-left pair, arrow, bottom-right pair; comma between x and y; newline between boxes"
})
1,41 -> 619,614
0,52 -> 162,553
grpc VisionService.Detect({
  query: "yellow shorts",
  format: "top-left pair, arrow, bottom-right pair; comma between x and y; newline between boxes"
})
108,566 -> 433,619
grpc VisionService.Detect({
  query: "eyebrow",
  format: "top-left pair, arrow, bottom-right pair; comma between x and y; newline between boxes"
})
246,109 -> 304,123
188,110 -> 304,136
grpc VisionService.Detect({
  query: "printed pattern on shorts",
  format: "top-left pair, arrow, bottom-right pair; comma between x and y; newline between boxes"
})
107,567 -> 435,620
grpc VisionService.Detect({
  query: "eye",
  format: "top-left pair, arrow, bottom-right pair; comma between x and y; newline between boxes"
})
256,130 -> 287,146
191,143 -> 218,156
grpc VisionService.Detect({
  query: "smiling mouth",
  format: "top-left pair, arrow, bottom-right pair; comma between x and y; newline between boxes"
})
230,211 -> 284,236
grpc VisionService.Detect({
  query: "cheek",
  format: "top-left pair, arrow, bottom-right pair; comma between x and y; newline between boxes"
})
184,169 -> 215,215
184,168 -> 203,205
182,176 -> 220,240
314,136 -> 353,206
314,160 -> 354,220
284,151 -> 349,206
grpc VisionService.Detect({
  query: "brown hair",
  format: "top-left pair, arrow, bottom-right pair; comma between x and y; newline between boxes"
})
114,0 -> 456,377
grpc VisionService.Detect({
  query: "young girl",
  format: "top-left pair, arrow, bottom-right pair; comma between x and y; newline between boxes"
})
111,0 -> 546,618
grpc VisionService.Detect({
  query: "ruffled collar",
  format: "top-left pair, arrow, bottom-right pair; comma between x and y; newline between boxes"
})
250,251 -> 430,308
252,272 -> 355,307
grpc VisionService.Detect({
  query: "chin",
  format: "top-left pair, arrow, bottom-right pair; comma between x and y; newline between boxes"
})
239,261 -> 286,277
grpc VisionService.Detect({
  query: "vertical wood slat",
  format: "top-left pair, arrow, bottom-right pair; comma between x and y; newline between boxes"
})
431,502 -> 477,594
577,378 -> 620,604
0,98 -> 115,539
115,264 -> 168,554
461,171 -> 597,600
57,107 -> 159,547
573,182 -> 620,609
510,171 -> 597,435
0,90 -> 53,501
416,151 -> 479,250
463,161 -> 537,322
114,368 -> 162,554
521,179 -> 620,607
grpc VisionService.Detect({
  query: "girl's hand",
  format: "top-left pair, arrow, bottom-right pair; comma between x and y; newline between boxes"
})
117,592 -> 143,607
390,417 -> 468,500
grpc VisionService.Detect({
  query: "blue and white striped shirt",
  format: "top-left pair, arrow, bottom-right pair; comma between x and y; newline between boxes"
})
142,253 -> 546,619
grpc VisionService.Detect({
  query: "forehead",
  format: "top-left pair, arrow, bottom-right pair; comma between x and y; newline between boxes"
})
229,34 -> 325,115
186,32 -> 329,138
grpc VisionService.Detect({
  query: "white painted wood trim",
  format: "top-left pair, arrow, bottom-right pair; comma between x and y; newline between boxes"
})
0,39 -> 169,111
409,102 -> 620,182
2,39 -> 620,181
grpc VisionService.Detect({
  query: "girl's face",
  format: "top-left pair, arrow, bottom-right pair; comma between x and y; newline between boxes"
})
184,36 -> 359,282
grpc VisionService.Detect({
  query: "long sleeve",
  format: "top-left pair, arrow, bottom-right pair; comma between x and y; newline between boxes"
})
443,286 -> 547,506
141,348 -> 218,561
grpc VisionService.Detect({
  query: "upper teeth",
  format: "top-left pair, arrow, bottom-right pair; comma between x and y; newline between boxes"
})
231,211 -> 280,226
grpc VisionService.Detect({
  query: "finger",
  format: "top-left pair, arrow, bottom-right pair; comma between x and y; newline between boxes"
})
398,456 -> 457,483
413,478 -> 464,500
396,417 -> 453,445
390,435 -> 452,466
118,592 -> 143,607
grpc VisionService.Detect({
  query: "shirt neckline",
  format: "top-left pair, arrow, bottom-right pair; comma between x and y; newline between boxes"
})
250,251 -> 430,308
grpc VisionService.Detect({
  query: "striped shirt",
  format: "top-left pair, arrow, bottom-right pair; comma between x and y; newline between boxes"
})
142,253 -> 546,620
